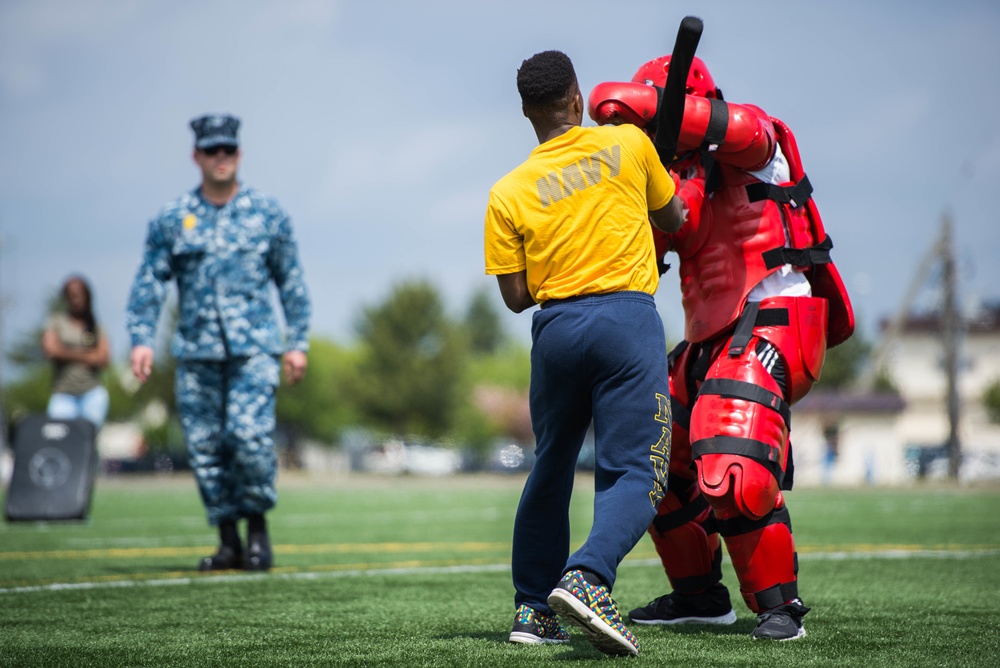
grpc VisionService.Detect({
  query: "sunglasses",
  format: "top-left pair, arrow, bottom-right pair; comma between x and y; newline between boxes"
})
202,145 -> 238,156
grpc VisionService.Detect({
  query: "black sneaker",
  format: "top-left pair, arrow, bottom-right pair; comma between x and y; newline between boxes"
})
547,570 -> 640,657
751,599 -> 810,640
629,583 -> 737,625
508,604 -> 570,645
198,546 -> 243,571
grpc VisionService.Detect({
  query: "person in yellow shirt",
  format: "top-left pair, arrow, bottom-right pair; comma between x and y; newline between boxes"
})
484,50 -> 683,657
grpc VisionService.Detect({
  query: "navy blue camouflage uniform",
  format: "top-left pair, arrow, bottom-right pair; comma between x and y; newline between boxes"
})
126,185 -> 310,526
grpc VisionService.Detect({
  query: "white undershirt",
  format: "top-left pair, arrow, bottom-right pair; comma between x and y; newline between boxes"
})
745,143 -> 812,302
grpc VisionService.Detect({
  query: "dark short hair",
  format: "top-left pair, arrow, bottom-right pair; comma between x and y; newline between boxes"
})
516,50 -> 578,113
61,274 -> 96,335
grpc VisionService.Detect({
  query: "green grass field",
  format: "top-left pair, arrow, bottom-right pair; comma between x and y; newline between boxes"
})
1,473 -> 998,667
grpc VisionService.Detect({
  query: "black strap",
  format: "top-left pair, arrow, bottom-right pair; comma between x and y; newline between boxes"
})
727,301 -> 760,357
762,234 -> 834,270
753,581 -> 799,612
691,435 -> 783,482
698,378 -> 791,428
727,305 -> 790,360
651,493 -> 710,534
670,396 -> 692,432
672,570 -> 724,595
701,98 -> 729,151
690,343 -> 711,387
755,308 -> 790,327
715,512 -> 771,538
746,174 -> 813,209
701,152 -> 722,194
715,505 -> 791,538
783,440 -> 795,491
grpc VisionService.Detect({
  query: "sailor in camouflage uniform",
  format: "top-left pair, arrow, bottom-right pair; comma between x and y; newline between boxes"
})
126,114 -> 311,572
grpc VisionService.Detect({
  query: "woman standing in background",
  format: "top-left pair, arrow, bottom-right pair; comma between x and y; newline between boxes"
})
41,275 -> 110,428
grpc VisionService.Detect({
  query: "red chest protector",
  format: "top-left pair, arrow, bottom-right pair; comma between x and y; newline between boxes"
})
657,118 -> 854,347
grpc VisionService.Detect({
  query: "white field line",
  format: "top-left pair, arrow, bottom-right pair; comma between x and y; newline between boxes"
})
1,547 -> 998,596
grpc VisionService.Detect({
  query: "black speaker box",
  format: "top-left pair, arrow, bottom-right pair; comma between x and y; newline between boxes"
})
4,415 -> 97,522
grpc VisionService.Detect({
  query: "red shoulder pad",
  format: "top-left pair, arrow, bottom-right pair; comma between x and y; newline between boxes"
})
587,81 -> 659,129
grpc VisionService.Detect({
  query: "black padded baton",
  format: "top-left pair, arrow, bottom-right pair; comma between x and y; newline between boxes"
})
653,16 -> 704,167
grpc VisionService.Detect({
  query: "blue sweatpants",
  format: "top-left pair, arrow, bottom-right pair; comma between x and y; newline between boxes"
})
512,291 -> 671,612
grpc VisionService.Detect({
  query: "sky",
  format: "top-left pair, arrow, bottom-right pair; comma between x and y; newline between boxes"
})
1,0 -> 999,379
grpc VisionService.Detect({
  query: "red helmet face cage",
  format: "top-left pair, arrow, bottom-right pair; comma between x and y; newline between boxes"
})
631,55 -> 719,99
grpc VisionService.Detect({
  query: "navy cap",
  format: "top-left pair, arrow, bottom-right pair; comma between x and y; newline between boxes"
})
190,114 -> 240,149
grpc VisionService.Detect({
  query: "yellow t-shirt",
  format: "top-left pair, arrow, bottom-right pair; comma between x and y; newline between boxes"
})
484,123 -> 675,302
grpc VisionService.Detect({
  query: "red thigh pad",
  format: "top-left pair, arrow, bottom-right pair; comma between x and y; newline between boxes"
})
754,295 -> 827,404
690,343 -> 790,520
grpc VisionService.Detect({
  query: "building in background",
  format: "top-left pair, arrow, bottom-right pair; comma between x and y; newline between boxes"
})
792,303 -> 1000,485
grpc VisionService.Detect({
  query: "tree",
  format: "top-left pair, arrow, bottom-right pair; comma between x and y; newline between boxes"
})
276,336 -> 361,442
454,341 -> 533,466
985,379 -> 1000,425
1,357 -> 52,424
2,294 -> 60,422
818,327 -> 874,390
351,280 -> 466,439
463,287 -> 505,355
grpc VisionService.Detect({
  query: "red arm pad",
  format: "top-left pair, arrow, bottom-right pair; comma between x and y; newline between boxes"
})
678,97 -> 776,170
588,81 -> 659,129
651,164 -> 706,259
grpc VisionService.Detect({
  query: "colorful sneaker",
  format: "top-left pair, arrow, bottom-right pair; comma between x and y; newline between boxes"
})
751,599 -> 810,641
547,570 -> 640,657
508,604 -> 570,645
629,583 -> 737,625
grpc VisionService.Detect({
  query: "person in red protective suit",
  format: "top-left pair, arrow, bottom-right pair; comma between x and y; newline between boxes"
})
588,54 -> 855,641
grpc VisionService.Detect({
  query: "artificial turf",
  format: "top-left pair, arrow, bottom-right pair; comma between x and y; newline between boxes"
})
1,473 -> 997,667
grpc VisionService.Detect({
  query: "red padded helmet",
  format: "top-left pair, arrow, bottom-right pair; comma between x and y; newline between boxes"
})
631,55 -> 720,99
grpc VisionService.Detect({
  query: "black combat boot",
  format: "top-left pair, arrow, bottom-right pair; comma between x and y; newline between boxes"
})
198,519 -> 243,571
244,513 -> 273,571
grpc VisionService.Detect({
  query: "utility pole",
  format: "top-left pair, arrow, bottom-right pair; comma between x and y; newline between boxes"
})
860,213 -> 964,480
940,212 -> 962,480
855,227 -> 946,392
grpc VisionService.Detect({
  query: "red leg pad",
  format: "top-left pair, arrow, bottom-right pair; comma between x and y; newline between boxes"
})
722,519 -> 797,613
648,483 -> 721,593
